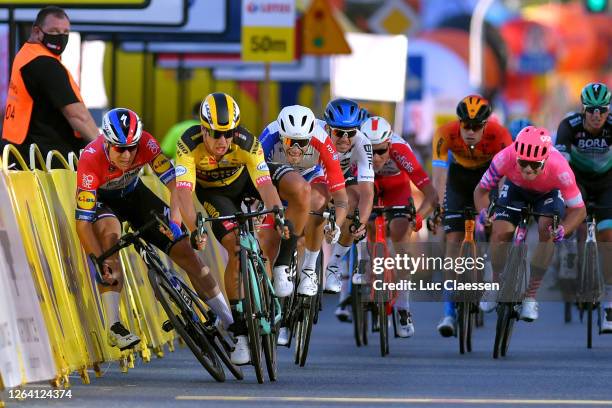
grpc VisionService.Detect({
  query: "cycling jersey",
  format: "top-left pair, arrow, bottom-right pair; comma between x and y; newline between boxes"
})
259,121 -> 345,192
555,112 -> 612,176
432,120 -> 512,170
175,125 -> 271,190
316,119 -> 374,183
75,132 -> 175,222
375,134 -> 430,188
479,145 -> 584,209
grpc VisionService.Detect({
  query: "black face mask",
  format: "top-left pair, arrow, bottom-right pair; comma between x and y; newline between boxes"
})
41,31 -> 69,55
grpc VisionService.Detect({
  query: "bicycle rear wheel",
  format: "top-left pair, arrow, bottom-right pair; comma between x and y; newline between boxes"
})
259,265 -> 278,381
351,246 -> 364,347
378,298 -> 389,357
493,303 -> 511,359
241,250 -> 264,384
149,270 -> 225,382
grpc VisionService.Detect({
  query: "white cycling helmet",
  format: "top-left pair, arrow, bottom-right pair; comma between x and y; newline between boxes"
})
361,116 -> 392,145
277,105 -> 316,140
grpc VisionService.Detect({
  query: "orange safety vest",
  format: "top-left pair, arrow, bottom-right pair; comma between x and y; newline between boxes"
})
2,42 -> 83,144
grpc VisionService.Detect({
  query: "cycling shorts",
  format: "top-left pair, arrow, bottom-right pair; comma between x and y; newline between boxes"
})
493,180 -> 565,226
93,182 -> 183,254
373,172 -> 413,221
443,162 -> 490,233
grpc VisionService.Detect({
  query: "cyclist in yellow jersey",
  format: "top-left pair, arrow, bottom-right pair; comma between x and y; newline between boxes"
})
170,92 -> 292,366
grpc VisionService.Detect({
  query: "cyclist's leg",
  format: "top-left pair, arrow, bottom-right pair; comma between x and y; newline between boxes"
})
258,163 -> 310,297
482,181 -> 522,310
91,203 -> 141,349
110,182 -> 233,327
298,181 -> 330,296
325,173 -> 361,293
520,189 -> 566,321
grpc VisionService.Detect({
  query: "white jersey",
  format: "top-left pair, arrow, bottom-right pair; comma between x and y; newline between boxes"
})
316,119 -> 374,183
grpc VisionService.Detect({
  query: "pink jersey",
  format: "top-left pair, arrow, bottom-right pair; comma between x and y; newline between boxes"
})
479,145 -> 584,208
75,132 -> 175,221
376,134 -> 430,188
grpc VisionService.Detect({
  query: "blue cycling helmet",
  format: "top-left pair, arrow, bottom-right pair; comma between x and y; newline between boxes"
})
358,107 -> 370,125
508,118 -> 534,141
324,98 -> 362,128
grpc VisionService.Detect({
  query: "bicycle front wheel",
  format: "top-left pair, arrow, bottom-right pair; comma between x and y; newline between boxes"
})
149,269 -> 225,382
241,249 -> 264,384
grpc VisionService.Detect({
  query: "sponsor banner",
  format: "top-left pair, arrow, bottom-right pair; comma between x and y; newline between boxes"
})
241,0 -> 295,62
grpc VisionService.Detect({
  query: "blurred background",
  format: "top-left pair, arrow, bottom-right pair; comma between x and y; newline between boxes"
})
0,0 -> 610,165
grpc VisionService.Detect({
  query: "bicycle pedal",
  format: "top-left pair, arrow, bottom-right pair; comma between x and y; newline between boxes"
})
162,320 -> 173,332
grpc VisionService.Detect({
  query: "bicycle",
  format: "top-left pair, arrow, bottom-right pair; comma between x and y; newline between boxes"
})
443,206 -> 484,355
491,203 -> 559,359
576,204 -> 611,348
90,212 -> 242,382
198,203 -> 283,383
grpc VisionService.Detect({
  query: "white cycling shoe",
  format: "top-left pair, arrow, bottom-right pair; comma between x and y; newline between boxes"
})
277,327 -> 290,346
297,268 -> 318,297
436,316 -> 456,338
324,265 -> 342,293
519,297 -> 539,322
479,289 -> 498,313
231,335 -> 250,365
397,310 -> 415,338
273,266 -> 293,298
108,322 -> 141,351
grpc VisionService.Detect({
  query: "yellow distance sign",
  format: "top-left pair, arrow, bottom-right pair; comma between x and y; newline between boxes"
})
242,26 -> 294,62
0,0 -> 149,6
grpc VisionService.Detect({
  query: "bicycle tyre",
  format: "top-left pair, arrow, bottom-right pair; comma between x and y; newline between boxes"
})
458,302 -> 468,355
298,261 -> 322,367
362,299 -> 369,346
500,306 -> 516,357
180,282 -> 244,381
493,303 -> 511,359
466,303 -> 475,353
587,302 -> 593,349
241,249 -> 264,384
378,298 -> 388,357
261,274 -> 278,381
149,270 -> 225,382
351,248 -> 364,347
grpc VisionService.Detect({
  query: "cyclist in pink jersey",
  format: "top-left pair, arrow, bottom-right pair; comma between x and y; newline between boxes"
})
474,126 -> 586,321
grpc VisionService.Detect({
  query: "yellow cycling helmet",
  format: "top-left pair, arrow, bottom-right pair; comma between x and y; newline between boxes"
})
200,92 -> 241,132
456,94 -> 492,124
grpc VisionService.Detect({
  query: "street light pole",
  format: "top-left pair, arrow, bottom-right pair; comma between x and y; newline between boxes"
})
469,0 -> 495,91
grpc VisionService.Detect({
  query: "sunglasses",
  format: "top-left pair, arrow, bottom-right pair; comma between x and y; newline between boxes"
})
206,128 -> 236,139
331,128 -> 358,139
584,106 -> 609,114
461,121 -> 486,132
517,158 -> 545,170
373,146 -> 389,156
110,144 -> 138,153
281,137 -> 310,151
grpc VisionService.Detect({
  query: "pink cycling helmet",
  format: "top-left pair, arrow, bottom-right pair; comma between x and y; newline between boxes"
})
514,126 -> 552,161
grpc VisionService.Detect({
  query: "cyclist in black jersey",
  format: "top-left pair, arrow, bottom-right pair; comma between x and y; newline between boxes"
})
555,82 -> 612,332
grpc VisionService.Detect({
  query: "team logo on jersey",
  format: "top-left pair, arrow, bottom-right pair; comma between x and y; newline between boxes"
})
174,165 -> 187,177
81,174 -> 94,189
147,139 -> 160,155
84,146 -> 96,154
558,172 -> 572,186
152,154 -> 171,174
256,162 -> 269,172
76,189 -> 96,211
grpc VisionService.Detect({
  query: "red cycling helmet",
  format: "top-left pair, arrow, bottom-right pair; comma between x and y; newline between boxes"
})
514,126 -> 552,161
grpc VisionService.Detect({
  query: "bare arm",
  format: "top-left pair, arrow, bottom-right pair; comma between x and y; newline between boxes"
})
62,102 -> 99,142
432,166 -> 447,205
171,187 -> 197,231
416,183 -> 438,218
331,188 -> 349,228
561,206 -> 586,236
356,181 -> 374,224
474,185 -> 491,213
257,182 -> 284,212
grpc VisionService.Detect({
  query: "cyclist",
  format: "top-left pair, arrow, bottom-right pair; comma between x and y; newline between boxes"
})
361,116 -> 438,337
475,126 -> 586,321
170,92 -> 290,365
260,105 -> 349,301
431,94 -> 512,337
75,108 -> 232,351
321,98 -> 375,298
555,82 -> 612,331
508,118 -> 534,141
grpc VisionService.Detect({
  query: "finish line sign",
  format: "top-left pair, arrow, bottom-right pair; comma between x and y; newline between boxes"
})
241,0 -> 295,63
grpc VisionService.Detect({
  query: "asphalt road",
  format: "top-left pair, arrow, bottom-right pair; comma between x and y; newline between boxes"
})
3,295 -> 612,408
